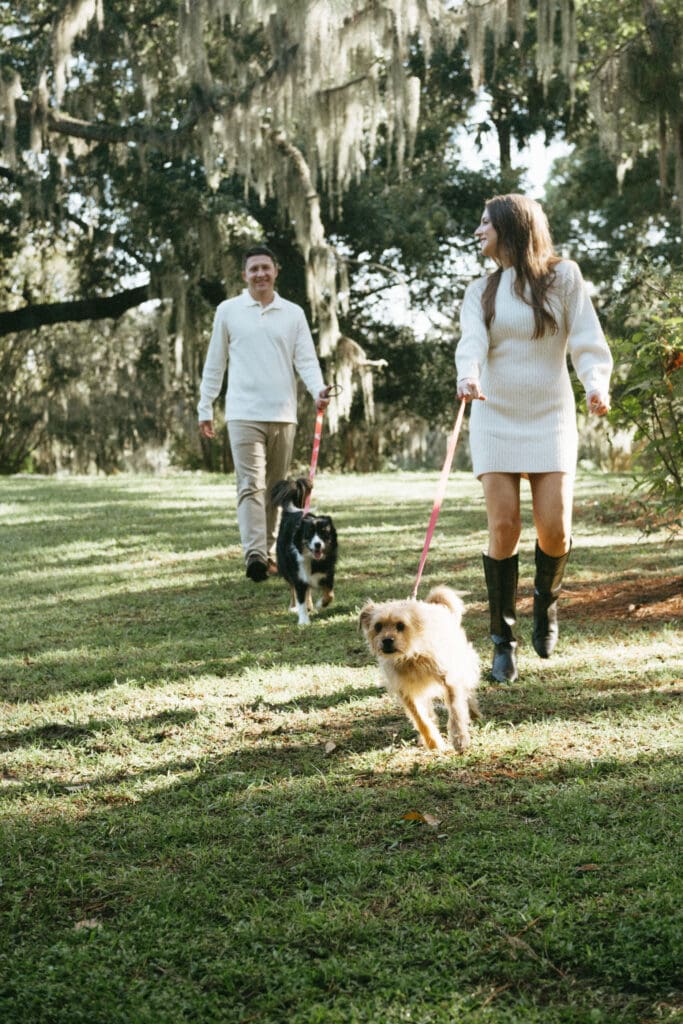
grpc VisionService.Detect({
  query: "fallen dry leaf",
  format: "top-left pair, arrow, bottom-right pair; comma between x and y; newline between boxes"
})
74,918 -> 102,931
422,812 -> 442,828
324,741 -> 337,755
402,810 -> 442,828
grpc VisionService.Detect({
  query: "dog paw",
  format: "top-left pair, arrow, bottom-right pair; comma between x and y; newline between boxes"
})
449,733 -> 470,754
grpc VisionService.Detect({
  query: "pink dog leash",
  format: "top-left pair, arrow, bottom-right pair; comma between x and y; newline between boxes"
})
410,397 -> 467,600
303,385 -> 342,513
303,410 -> 324,513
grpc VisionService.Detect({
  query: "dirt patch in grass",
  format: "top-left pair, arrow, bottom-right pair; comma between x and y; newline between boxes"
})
555,574 -> 682,623
578,494 -> 682,535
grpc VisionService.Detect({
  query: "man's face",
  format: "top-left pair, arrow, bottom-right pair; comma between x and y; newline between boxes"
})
243,254 -> 278,302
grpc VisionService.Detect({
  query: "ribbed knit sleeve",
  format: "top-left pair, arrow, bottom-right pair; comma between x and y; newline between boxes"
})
560,261 -> 613,397
455,278 -> 489,384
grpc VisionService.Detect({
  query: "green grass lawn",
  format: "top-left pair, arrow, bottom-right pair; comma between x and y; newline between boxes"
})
1,470 -> 681,1023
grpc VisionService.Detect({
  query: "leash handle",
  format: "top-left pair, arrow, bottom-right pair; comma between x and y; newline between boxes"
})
303,409 -> 324,513
410,398 -> 467,600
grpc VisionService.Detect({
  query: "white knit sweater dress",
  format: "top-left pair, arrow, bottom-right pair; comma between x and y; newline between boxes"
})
455,260 -> 613,477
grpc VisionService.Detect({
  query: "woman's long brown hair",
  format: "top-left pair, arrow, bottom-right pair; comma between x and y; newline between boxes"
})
481,194 -> 562,339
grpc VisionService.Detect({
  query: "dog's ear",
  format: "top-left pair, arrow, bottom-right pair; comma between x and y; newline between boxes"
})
270,479 -> 289,508
358,603 -> 375,633
295,476 -> 313,506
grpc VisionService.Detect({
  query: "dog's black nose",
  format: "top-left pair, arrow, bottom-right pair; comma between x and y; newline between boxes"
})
381,637 -> 395,653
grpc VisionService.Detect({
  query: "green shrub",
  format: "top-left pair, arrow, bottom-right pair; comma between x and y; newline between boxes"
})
607,264 -> 683,532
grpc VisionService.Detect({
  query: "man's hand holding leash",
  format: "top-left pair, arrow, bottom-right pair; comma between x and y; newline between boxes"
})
316,386 -> 332,411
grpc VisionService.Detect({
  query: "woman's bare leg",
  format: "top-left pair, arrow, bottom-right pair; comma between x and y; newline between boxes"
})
480,472 -> 522,559
528,472 -> 573,556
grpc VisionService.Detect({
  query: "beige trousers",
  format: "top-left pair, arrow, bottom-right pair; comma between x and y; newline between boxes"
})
227,420 -> 297,563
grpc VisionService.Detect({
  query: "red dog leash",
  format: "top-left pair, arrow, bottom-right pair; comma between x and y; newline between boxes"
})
303,385 -> 342,513
410,397 -> 467,600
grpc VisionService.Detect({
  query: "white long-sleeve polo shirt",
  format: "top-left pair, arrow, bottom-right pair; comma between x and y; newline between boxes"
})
197,290 -> 325,424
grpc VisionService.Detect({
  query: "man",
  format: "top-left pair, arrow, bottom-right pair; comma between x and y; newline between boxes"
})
198,244 -> 330,582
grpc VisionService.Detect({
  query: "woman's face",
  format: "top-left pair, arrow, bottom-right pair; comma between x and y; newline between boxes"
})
474,207 -> 500,261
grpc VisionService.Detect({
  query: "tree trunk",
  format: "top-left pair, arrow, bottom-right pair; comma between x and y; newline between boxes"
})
495,118 -> 512,172
676,116 -> 683,226
658,109 -> 668,202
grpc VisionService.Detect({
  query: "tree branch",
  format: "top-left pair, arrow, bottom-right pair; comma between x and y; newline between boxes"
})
0,285 -> 150,337
12,40 -> 302,155
0,277 -> 227,337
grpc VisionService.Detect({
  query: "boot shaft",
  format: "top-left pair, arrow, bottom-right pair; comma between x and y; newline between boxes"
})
532,542 -> 571,658
482,553 -> 518,642
534,542 -> 571,598
482,553 -> 519,682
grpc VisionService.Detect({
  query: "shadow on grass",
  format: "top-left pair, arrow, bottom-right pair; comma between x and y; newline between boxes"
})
2,571 -> 679,715
479,675 -> 682,726
0,708 -> 199,753
0,598 -> 374,704
2,667 -> 679,795
252,683 -> 382,714
0,706 -> 412,802
3,735 -> 680,1023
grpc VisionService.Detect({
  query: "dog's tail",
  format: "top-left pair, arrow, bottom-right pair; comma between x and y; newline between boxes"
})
270,477 -> 312,511
425,585 -> 465,625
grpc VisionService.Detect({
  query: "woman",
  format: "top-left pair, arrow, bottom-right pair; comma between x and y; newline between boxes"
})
456,194 -> 612,682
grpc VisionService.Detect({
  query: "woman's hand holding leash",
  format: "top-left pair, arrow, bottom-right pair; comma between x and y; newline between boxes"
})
457,378 -> 486,402
587,391 -> 610,416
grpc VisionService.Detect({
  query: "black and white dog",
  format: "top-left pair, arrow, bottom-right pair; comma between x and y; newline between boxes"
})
270,478 -> 338,625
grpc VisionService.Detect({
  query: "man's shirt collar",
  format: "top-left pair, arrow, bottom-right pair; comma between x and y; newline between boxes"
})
242,289 -> 283,310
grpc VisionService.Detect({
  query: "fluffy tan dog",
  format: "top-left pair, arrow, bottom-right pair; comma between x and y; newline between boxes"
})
359,585 -> 481,753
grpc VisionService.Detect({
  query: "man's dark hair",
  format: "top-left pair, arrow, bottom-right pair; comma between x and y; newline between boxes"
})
242,244 -> 280,270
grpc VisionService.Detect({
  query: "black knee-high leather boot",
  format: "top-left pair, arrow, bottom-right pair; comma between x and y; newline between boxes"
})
482,553 -> 518,682
532,542 -> 571,658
